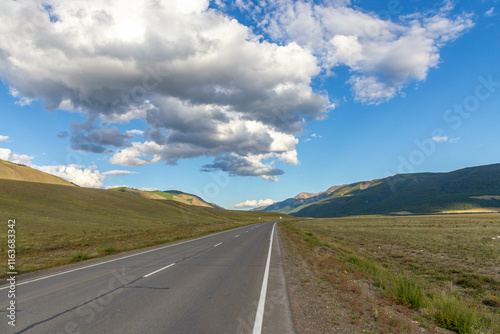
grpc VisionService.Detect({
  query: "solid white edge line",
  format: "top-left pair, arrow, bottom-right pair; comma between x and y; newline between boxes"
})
252,222 -> 276,334
214,242 -> 223,247
143,263 -> 175,278
0,222 -> 268,290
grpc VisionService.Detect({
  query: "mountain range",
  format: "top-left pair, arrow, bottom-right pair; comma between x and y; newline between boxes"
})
254,163 -> 500,217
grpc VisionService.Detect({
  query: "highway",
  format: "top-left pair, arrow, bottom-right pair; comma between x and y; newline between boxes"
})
0,221 -> 296,334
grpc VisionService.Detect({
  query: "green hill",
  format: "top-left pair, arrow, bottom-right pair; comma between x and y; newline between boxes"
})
0,159 -> 76,186
0,178 -> 285,276
256,163 -> 500,217
108,187 -> 218,208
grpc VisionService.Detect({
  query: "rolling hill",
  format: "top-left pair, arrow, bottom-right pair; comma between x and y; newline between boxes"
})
0,177 -> 286,275
108,187 -> 220,208
0,159 -> 76,186
255,163 -> 500,217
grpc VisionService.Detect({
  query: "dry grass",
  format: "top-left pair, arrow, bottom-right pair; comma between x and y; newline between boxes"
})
0,179 -> 285,276
281,213 -> 500,333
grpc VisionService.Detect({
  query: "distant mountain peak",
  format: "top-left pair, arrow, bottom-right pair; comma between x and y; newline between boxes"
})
293,192 -> 319,199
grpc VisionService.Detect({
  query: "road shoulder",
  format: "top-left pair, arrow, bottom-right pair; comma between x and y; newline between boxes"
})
277,223 -> 454,334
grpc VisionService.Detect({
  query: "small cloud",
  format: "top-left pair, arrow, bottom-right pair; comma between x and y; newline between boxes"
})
304,133 -> 322,143
485,7 -> 495,17
57,131 -> 69,139
233,198 -> 276,208
125,129 -> 144,136
102,170 -> 137,177
0,135 -> 9,142
432,136 -> 448,142
10,89 -> 33,106
261,175 -> 279,182
140,187 -> 159,191
432,136 -> 460,143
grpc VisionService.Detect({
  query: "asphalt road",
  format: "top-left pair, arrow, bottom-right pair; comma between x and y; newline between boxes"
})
0,221 -> 296,334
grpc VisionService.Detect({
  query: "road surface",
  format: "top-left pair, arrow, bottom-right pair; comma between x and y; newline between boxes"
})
0,221 -> 296,334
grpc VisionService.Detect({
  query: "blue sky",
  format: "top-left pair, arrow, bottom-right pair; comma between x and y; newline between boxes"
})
0,0 -> 498,209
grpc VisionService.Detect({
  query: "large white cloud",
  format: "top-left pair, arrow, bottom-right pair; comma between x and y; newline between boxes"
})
0,147 -> 134,188
0,0 -> 330,181
0,0 -> 474,180
37,164 -> 105,188
219,0 -> 474,104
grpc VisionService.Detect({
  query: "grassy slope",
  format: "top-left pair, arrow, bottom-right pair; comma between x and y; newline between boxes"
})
294,164 -> 500,217
0,179 -> 285,276
0,159 -> 75,186
108,187 -> 215,208
108,187 -> 166,200
282,214 -> 500,333
152,190 -> 214,208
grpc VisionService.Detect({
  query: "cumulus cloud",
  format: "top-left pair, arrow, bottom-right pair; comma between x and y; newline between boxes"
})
0,147 -> 135,187
202,153 -> 285,181
0,135 -> 9,142
216,0 -> 474,104
233,198 -> 276,208
0,0 -> 330,181
0,0 -> 473,180
37,164 -> 106,188
0,148 -> 33,165
125,129 -> 144,136
70,124 -> 132,154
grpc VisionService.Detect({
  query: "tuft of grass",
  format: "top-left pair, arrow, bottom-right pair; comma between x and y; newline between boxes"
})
345,254 -> 381,277
431,293 -> 480,334
101,246 -> 117,254
71,252 -> 89,263
392,276 -> 426,310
